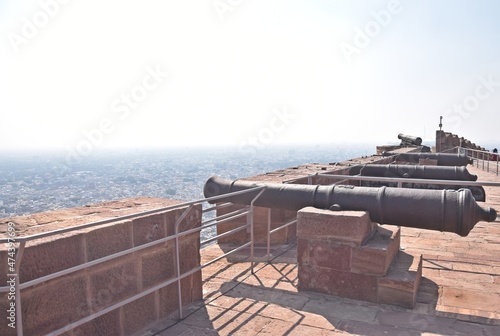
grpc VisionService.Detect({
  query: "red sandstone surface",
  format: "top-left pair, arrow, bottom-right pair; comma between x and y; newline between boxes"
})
0,197 -> 181,238
2,148 -> 498,335
145,164 -> 499,336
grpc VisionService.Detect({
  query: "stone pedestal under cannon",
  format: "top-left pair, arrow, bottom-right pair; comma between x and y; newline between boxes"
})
297,207 -> 422,308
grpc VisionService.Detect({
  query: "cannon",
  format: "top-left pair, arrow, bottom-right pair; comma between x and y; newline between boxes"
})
398,133 -> 422,146
204,176 -> 497,236
349,164 -> 477,181
383,152 -> 473,166
348,164 -> 485,201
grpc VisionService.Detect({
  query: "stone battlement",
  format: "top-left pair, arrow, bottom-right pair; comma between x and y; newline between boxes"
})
0,197 -> 202,336
436,130 -> 486,152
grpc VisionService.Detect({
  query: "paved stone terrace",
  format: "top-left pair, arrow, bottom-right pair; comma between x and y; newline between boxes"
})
145,164 -> 500,336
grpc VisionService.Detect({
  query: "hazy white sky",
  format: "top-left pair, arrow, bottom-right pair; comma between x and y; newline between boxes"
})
1,0 -> 499,152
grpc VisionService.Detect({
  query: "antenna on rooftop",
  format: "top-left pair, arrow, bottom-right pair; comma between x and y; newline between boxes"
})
439,116 -> 443,131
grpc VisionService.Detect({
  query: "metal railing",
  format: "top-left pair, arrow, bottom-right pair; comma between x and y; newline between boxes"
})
265,208 -> 297,261
0,186 -> 266,336
441,146 -> 499,176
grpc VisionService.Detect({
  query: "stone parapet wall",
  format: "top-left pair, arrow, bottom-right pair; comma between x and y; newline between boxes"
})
0,197 -> 202,336
436,130 -> 486,152
216,205 -> 296,245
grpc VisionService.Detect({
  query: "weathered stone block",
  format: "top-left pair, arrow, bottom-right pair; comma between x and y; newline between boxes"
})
297,208 -> 376,246
132,213 -> 166,247
216,205 -> 296,245
88,258 -> 138,313
179,237 -> 201,275
377,251 -> 422,308
378,252 -> 422,291
216,204 -> 249,244
85,220 -> 133,261
253,207 -> 296,245
299,264 -> 378,303
64,309 -> 120,336
21,233 -> 86,283
141,245 -> 175,289
351,225 -> 400,276
298,239 -> 351,271
121,292 -> 157,336
22,275 -> 88,336
297,238 -> 309,265
164,209 -> 182,237
158,271 -> 203,319
184,271 -> 203,303
158,282 -> 179,317
377,286 -> 416,309
166,205 -> 202,237
0,247 -> 10,286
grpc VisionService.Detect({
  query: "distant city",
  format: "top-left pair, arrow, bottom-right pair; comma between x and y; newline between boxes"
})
0,144 -> 375,218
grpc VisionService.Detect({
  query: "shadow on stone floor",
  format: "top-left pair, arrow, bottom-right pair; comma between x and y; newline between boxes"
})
148,266 -> 499,336
148,240 -> 499,335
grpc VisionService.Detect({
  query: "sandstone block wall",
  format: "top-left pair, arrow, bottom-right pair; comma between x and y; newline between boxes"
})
0,198 -> 202,336
216,205 -> 296,245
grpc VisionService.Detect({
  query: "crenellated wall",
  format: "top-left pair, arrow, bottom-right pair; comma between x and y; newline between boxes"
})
436,130 -> 486,152
0,197 -> 202,336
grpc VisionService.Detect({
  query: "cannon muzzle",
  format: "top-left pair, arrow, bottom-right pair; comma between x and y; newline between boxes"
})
204,176 -> 497,236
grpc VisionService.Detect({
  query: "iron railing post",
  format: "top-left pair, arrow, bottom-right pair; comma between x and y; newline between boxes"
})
15,241 -> 26,336
249,188 -> 266,274
267,208 -> 271,261
174,204 -> 195,320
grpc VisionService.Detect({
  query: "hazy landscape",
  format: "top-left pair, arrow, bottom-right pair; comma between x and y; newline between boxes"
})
0,144 -> 376,218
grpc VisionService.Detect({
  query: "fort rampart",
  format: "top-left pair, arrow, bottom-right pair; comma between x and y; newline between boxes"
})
0,197 -> 202,336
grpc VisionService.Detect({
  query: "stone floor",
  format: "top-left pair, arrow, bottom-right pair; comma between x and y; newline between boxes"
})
144,164 -> 500,336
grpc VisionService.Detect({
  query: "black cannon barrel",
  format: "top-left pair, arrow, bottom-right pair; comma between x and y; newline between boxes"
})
204,176 -> 497,237
383,152 -> 473,166
350,164 -> 478,181
398,133 -> 422,146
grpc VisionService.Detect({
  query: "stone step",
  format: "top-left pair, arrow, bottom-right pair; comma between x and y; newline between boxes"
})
351,225 -> 401,276
377,250 -> 423,308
